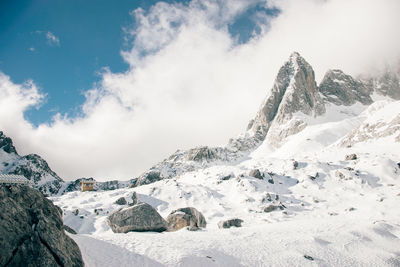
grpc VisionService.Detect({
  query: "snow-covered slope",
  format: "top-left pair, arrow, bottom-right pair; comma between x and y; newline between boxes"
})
52,101 -> 400,266
49,52 -> 400,266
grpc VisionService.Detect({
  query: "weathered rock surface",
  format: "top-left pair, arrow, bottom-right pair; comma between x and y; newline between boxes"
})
340,102 -> 400,147
107,202 -> 167,233
185,146 -> 219,162
249,169 -> 264,179
130,191 -> 138,206
218,218 -> 243,229
362,68 -> 400,100
135,171 -> 163,187
64,225 -> 77,235
263,203 -> 285,213
166,207 -> 207,231
0,131 -> 17,154
345,154 -> 358,161
115,197 -> 127,205
249,52 -> 325,146
0,185 -> 83,266
319,69 -> 373,106
0,131 -> 64,196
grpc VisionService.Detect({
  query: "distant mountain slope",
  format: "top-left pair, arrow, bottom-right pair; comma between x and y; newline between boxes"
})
132,52 -> 400,187
0,131 -> 64,195
2,52 -> 399,195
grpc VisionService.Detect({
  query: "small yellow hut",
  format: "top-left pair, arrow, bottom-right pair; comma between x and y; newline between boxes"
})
80,180 -> 95,192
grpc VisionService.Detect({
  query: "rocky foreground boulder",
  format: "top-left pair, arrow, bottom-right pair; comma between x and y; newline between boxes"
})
107,202 -> 167,233
0,185 -> 83,266
166,207 -> 207,231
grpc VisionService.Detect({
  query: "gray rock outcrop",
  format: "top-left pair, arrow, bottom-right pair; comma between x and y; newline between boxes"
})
63,225 -> 77,235
345,154 -> 357,161
249,169 -> 264,179
263,203 -> 285,213
0,131 -> 64,196
115,197 -> 127,205
362,67 -> 400,100
319,69 -> 373,106
130,191 -> 138,206
0,185 -> 83,266
218,218 -> 243,229
248,52 -> 326,148
107,202 -> 167,233
166,207 -> 207,231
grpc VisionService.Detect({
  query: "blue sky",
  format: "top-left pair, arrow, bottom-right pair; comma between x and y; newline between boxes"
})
0,0 -> 277,125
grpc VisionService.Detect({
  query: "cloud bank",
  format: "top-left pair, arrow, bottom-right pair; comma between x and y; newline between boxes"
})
1,0 -> 399,181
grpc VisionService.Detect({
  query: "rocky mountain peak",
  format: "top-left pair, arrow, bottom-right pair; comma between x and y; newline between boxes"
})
248,52 -> 325,146
319,69 -> 373,106
0,131 -> 64,195
0,131 -> 17,154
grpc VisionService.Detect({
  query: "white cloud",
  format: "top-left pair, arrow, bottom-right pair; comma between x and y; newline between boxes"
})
45,31 -> 60,46
1,0 -> 399,181
29,47 -> 35,52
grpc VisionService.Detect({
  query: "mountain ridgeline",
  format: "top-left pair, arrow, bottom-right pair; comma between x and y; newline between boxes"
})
0,52 -> 399,194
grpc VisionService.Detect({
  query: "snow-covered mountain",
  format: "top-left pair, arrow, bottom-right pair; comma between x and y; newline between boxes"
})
0,132 -> 132,195
3,52 -> 399,265
133,52 -> 400,187
0,131 -> 64,195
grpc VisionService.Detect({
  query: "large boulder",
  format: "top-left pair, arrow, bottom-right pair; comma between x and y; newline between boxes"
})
0,185 -> 83,266
166,207 -> 207,231
106,202 -> 167,233
218,218 -> 243,229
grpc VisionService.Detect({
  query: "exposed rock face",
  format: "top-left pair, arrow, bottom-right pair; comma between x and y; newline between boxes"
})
249,52 -> 326,147
263,203 -> 285,213
185,146 -> 219,162
115,197 -> 127,205
166,207 -> 207,231
340,102 -> 400,147
63,225 -> 77,235
250,52 -> 325,138
249,169 -> 264,179
0,131 -> 64,196
0,185 -> 83,266
319,69 -> 373,106
136,171 -> 163,187
345,154 -> 358,161
218,218 -> 243,229
130,191 -> 138,206
8,154 -> 64,195
362,68 -> 400,100
107,202 -> 167,233
0,131 -> 17,154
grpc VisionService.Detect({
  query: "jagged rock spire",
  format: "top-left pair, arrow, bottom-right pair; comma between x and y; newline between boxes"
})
248,52 -> 325,142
